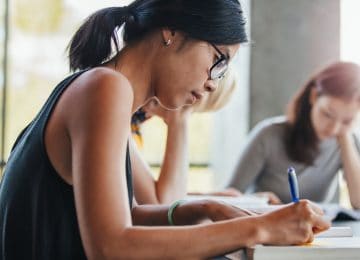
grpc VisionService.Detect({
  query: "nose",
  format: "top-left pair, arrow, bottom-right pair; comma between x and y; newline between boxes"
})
204,81 -> 218,93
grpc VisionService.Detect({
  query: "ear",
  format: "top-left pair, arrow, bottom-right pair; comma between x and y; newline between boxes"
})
309,86 -> 318,106
161,29 -> 176,46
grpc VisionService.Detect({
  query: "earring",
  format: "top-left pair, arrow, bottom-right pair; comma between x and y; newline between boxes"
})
164,39 -> 171,46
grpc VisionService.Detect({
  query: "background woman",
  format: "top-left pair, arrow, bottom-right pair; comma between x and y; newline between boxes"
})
229,62 -> 360,208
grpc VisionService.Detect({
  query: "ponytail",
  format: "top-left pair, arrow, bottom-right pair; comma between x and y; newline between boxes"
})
68,7 -> 130,71
68,0 -> 248,72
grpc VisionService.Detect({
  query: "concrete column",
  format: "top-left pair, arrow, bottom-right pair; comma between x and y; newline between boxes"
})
250,0 -> 340,127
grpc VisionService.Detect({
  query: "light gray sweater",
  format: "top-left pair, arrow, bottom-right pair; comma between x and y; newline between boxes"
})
228,116 -> 360,203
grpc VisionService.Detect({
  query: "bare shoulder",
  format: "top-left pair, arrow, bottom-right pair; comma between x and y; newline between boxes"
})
69,67 -> 133,111
78,67 -> 133,101
64,67 -> 134,129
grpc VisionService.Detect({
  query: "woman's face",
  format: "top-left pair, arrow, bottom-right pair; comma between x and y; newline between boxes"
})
153,34 -> 240,110
310,93 -> 360,140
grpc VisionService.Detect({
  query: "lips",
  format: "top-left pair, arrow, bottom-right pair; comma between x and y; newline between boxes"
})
191,91 -> 204,101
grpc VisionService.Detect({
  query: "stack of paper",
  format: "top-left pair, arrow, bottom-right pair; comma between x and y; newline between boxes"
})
225,227 -> 357,260
250,236 -> 360,260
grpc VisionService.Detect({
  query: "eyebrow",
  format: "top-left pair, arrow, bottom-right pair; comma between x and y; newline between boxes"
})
223,48 -> 231,60
321,106 -> 336,117
212,44 -> 230,60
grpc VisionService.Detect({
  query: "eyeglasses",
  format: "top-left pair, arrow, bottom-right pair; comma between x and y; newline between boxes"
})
209,44 -> 229,80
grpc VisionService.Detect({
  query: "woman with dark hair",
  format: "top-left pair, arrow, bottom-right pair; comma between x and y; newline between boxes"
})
0,0 -> 329,259
229,62 -> 360,208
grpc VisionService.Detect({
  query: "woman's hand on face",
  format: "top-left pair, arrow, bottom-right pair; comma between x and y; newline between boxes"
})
254,191 -> 282,205
141,97 -> 193,125
336,129 -> 354,145
257,200 -> 330,245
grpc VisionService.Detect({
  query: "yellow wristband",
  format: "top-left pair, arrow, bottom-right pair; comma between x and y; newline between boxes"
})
167,200 -> 185,226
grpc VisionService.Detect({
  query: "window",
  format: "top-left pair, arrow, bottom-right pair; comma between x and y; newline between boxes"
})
6,0 -> 132,160
339,0 -> 360,207
0,0 -> 133,175
140,112 -> 215,193
341,0 -> 360,64
0,0 -> 8,174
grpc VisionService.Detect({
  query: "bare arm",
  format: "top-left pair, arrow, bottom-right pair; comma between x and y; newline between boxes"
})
156,114 -> 189,203
338,132 -> 360,209
132,101 -> 190,204
67,70 -> 329,259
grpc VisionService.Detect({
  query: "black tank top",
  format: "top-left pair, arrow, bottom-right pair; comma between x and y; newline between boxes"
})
0,70 -> 133,260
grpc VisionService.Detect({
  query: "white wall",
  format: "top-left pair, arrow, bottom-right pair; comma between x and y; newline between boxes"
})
211,0 -> 251,189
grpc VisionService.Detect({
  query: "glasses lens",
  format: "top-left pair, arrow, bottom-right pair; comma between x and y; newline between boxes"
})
210,59 -> 228,80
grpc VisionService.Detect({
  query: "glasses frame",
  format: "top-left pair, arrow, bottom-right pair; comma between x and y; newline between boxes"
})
209,44 -> 229,80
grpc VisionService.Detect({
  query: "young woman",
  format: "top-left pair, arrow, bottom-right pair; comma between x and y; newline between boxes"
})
229,62 -> 360,208
132,70 -> 242,205
0,1 -> 329,259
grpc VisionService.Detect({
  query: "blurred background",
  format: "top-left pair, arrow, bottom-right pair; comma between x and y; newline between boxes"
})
0,0 -> 359,203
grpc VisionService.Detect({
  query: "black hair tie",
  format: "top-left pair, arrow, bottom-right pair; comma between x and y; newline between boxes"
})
121,5 -> 136,24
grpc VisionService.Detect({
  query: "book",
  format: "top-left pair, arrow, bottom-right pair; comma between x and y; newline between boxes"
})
321,203 -> 360,221
249,237 -> 360,260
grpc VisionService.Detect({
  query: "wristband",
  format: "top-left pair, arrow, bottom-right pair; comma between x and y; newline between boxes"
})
167,200 -> 185,226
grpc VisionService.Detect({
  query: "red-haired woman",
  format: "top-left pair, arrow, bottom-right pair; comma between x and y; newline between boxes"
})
229,62 -> 360,209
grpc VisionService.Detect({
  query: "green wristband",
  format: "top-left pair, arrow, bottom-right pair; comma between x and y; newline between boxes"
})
167,200 -> 185,226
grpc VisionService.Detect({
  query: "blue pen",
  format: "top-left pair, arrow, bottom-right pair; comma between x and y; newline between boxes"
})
288,167 -> 300,203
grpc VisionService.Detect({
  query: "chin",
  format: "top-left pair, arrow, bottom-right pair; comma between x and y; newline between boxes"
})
318,133 -> 333,140
161,98 -> 186,110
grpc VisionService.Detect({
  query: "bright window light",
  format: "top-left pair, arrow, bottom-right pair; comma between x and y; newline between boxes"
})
341,0 -> 360,64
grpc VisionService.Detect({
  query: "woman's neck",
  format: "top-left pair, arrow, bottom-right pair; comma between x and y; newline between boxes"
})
105,38 -> 158,113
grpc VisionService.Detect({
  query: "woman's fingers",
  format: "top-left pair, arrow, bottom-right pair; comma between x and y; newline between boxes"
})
259,201 -> 331,245
311,215 -> 331,234
255,192 -> 282,205
307,200 -> 325,215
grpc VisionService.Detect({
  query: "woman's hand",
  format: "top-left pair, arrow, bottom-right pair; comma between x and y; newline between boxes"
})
337,129 -> 360,209
256,200 -> 330,245
254,191 -> 282,205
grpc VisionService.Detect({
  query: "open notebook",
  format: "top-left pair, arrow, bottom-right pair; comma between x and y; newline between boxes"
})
321,203 -> 360,221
